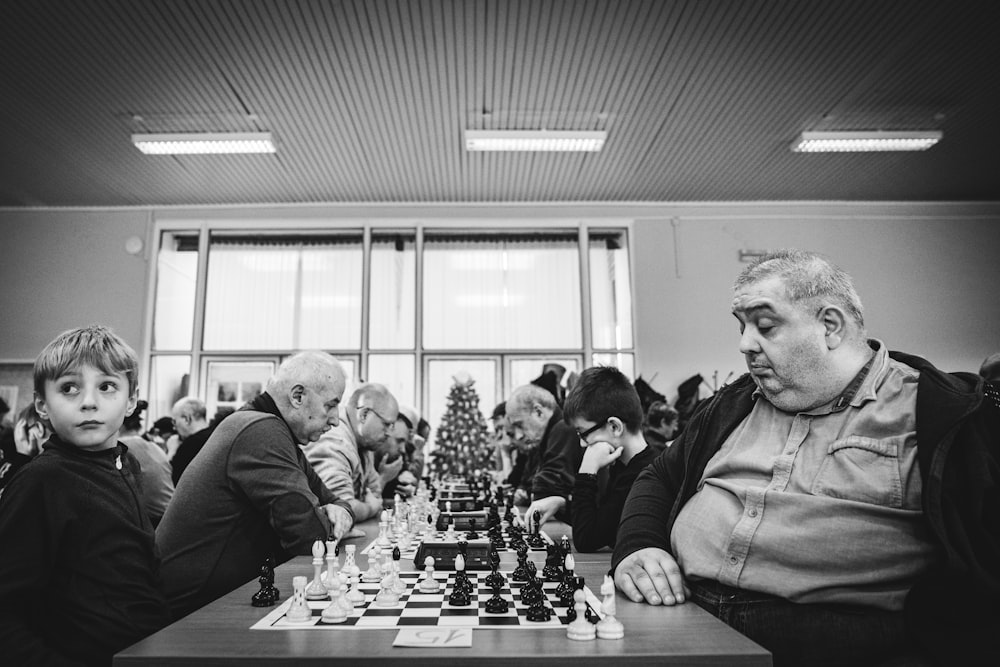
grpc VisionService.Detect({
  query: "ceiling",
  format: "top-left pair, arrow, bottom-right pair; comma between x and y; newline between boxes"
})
2,0 -> 999,208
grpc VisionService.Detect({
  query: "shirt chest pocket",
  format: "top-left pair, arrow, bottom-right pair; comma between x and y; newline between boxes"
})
809,436 -> 904,509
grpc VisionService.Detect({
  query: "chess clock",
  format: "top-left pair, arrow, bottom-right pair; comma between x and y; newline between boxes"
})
435,509 -> 488,531
414,537 -> 492,570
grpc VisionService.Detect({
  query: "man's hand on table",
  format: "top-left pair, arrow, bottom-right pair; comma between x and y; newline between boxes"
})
614,547 -> 688,606
524,495 -> 566,532
323,503 -> 354,540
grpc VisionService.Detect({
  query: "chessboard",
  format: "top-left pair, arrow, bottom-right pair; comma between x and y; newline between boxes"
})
250,570 -> 602,631
361,527 -> 555,566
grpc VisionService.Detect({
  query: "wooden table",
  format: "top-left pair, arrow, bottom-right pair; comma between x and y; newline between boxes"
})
115,520 -> 771,666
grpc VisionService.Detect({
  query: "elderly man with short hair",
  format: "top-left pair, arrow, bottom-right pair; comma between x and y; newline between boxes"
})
156,351 -> 354,619
168,396 -> 212,485
505,384 -> 582,532
612,250 -> 1000,666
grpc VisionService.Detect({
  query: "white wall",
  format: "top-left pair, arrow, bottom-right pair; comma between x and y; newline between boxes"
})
0,209 -> 152,360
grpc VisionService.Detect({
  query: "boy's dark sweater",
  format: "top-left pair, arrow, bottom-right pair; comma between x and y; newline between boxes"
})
571,444 -> 660,553
0,434 -> 170,666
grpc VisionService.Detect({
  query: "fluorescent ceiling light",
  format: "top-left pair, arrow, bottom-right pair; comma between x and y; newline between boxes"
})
132,132 -> 276,154
465,130 -> 606,152
791,130 -> 942,153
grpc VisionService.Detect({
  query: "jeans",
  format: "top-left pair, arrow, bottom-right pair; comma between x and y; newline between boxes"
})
687,579 -> 925,667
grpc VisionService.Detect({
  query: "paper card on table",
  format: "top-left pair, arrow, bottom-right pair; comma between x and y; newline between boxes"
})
393,628 -> 473,648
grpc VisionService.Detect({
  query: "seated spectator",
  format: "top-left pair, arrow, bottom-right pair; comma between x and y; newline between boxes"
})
118,400 -> 174,526
564,366 -> 661,553
642,400 -> 678,451
168,397 -> 214,485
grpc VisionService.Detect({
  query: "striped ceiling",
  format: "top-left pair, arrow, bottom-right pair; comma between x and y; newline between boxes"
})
1,0 -> 998,207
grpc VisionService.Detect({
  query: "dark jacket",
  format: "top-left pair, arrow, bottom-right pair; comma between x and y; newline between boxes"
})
572,443 -> 661,552
525,407 -> 583,501
612,350 -> 999,664
0,435 -> 171,666
156,393 -> 352,619
169,424 -> 214,485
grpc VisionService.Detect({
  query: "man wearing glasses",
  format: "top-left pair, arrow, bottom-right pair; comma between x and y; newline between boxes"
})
303,383 -> 400,522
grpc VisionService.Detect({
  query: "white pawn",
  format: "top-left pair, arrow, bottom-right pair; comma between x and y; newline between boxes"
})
345,570 -> 366,606
375,573 -> 400,606
306,540 -> 329,600
285,575 -> 313,623
566,589 -> 596,641
596,574 -> 624,640
321,583 -> 348,623
419,556 -> 441,592
327,566 -> 354,616
362,553 -> 383,583
398,531 -> 412,553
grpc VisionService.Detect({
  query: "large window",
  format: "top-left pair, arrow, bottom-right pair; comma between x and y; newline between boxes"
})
147,223 -> 634,446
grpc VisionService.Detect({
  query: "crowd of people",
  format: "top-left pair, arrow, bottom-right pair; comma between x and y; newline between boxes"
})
0,249 -> 997,666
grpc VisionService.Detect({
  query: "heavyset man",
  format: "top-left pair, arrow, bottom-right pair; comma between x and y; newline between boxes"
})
612,250 -> 999,666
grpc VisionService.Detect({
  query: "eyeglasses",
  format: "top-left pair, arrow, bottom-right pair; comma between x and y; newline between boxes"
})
361,406 -> 395,430
576,418 -> 609,442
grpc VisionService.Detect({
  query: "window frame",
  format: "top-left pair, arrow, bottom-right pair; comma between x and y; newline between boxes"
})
142,217 -> 636,425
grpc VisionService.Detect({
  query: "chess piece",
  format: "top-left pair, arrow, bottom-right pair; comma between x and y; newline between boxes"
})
596,575 -> 624,639
419,556 -> 441,592
390,546 -> 407,595
375,573 -> 401,606
466,518 -> 480,540
251,559 -> 278,607
343,544 -> 360,579
484,572 -> 509,614
320,580 -> 348,624
285,576 -> 313,623
345,570 -> 366,606
511,543 -> 530,581
566,590 -> 596,640
361,551 -> 383,583
447,554 -> 472,606
323,540 -> 341,593
542,542 -> 563,581
556,553 -> 576,601
306,540 -> 330,600
375,516 -> 391,548
525,597 -> 552,622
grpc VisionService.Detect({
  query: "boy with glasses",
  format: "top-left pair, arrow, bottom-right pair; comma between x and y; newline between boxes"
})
563,366 -> 661,553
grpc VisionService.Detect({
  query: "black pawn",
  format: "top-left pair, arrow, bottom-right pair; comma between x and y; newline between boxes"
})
484,578 -> 509,614
526,598 -> 552,622
466,518 -> 480,540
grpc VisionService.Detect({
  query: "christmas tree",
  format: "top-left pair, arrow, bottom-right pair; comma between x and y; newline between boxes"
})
428,371 -> 494,480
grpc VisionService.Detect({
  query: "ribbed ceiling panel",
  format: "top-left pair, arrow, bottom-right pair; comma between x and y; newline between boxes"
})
0,0 -> 997,206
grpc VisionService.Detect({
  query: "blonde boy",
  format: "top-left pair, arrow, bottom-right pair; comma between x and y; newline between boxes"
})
0,325 -> 170,665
